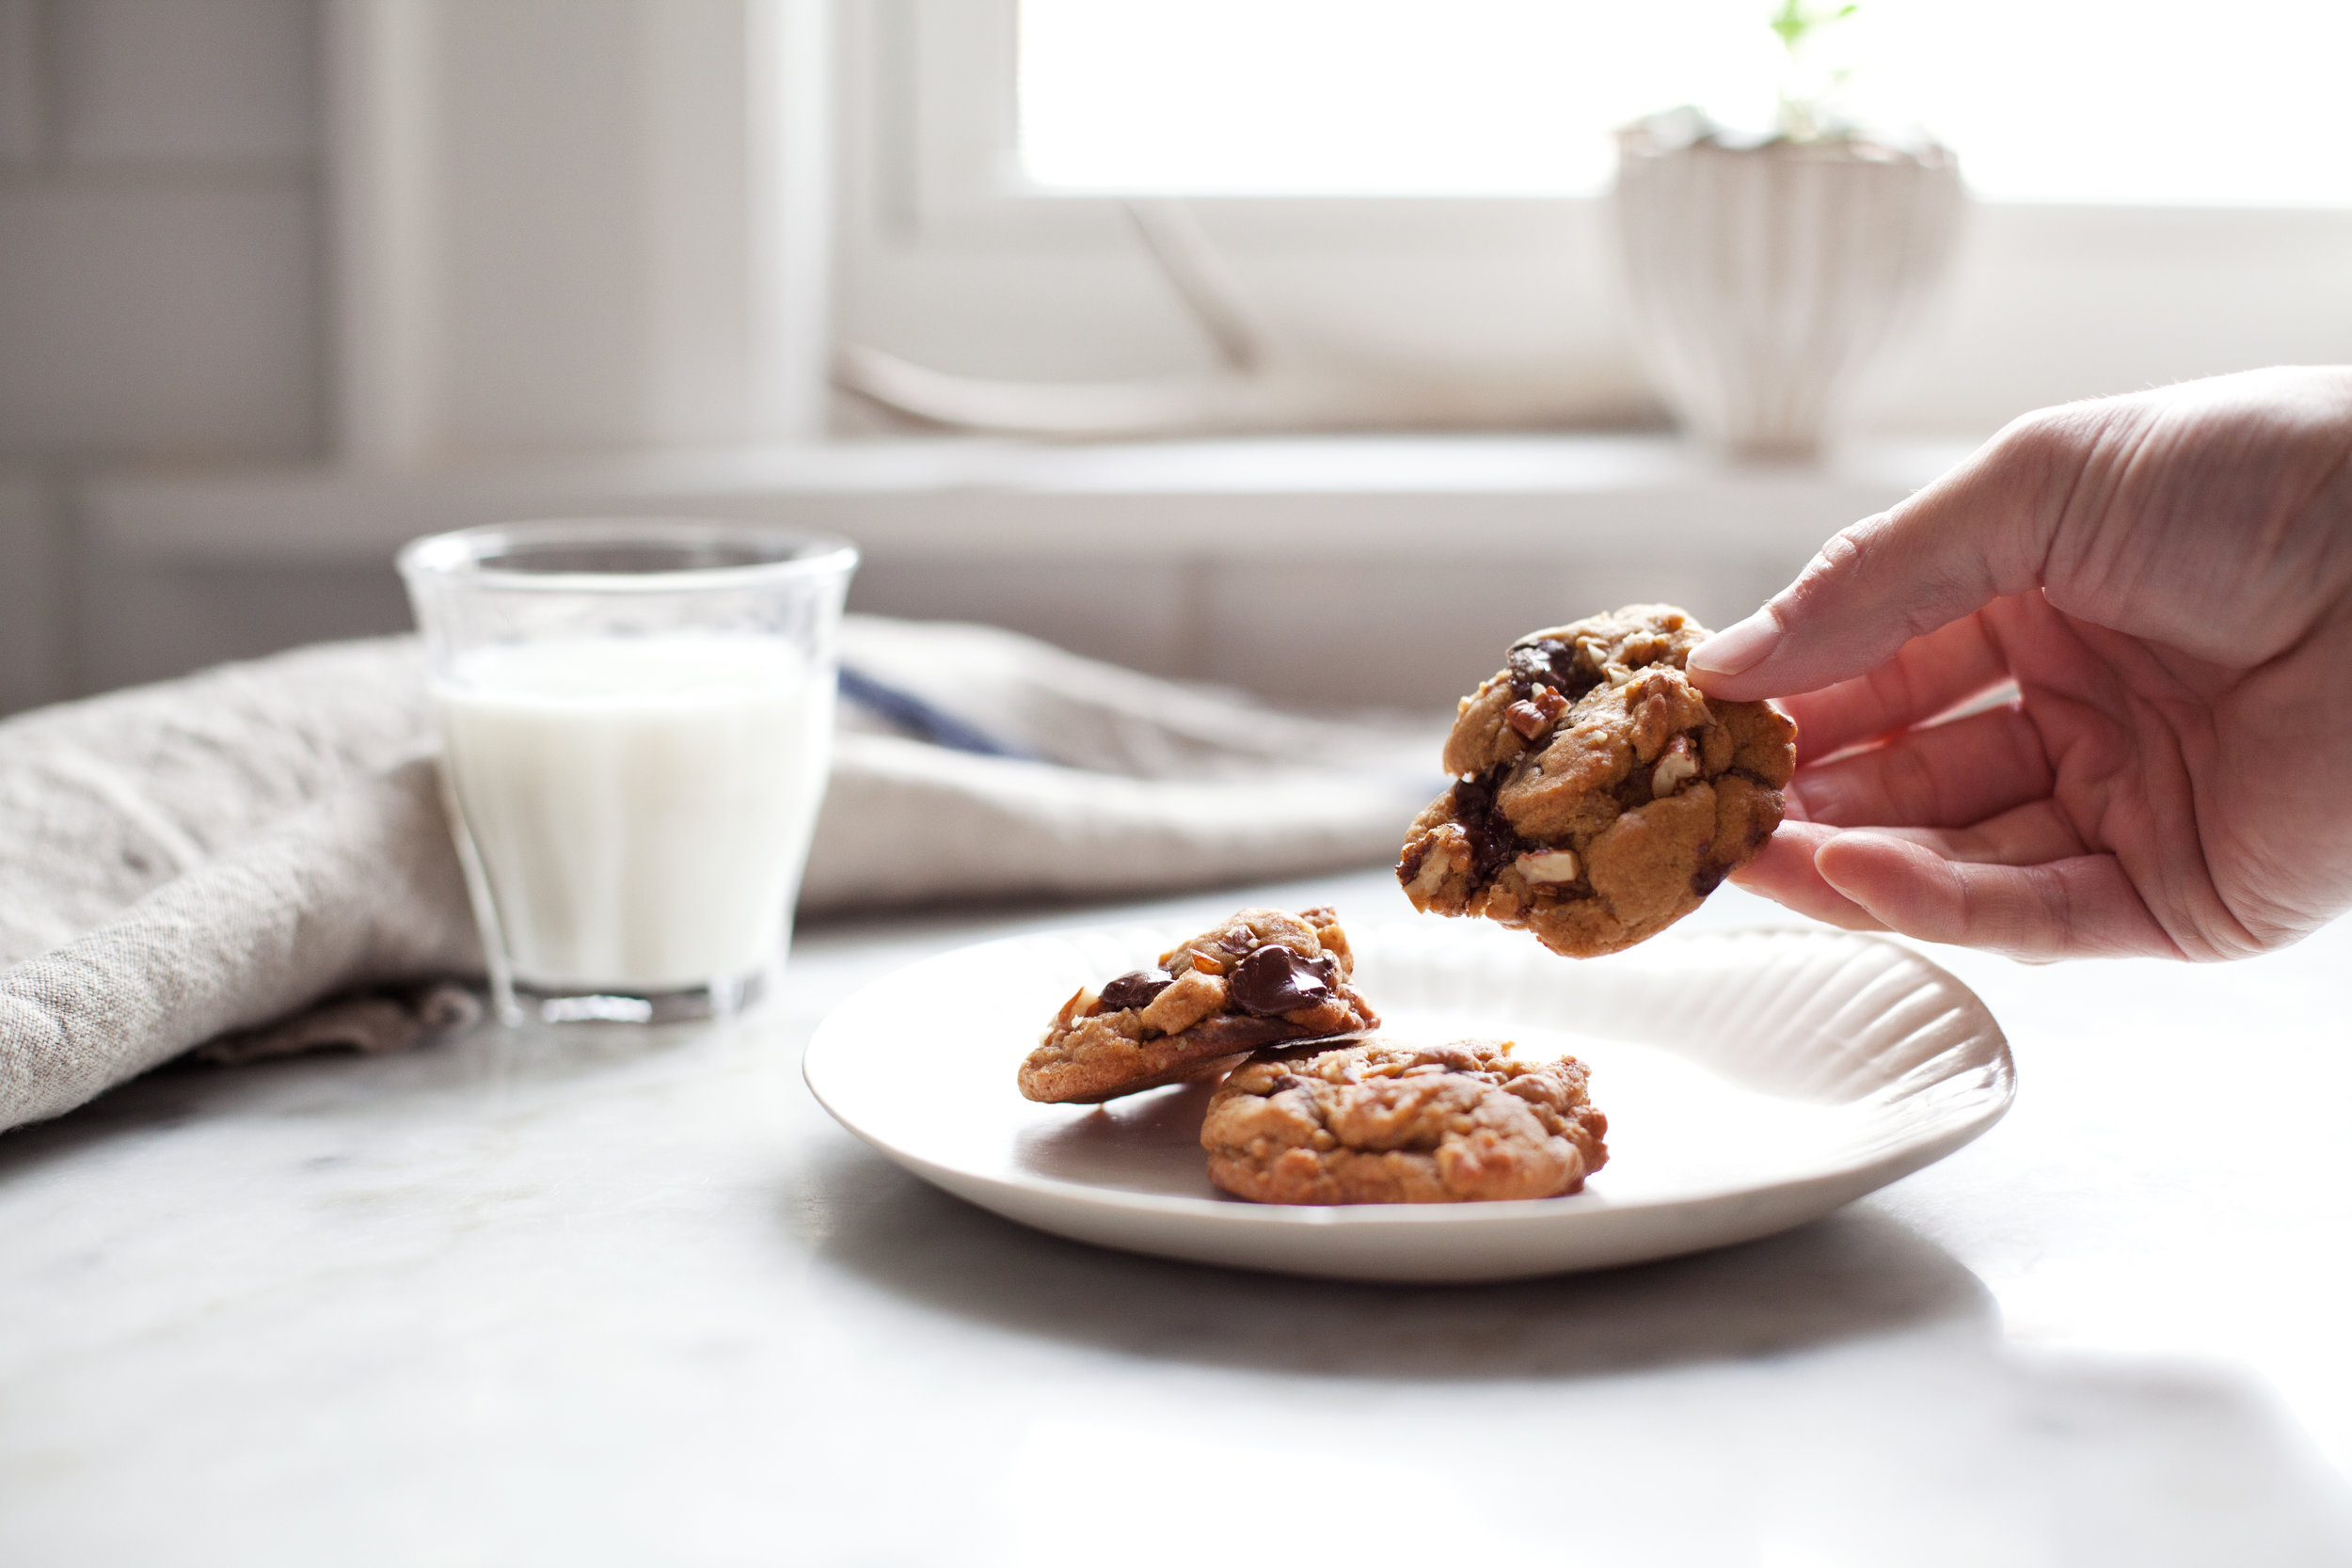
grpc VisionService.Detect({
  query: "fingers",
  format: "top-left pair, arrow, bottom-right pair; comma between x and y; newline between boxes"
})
1775,614 -> 2013,763
1725,809 -> 2084,928
1814,831 -> 2182,960
1833,800 -> 2090,867
1728,822 -> 1889,932
1787,702 -> 2052,830
1691,414 -> 2090,701
1733,807 -> 2170,958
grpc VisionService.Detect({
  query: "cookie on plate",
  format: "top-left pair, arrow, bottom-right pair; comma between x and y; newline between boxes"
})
1018,906 -> 1377,1104
1396,605 -> 1796,958
1201,1038 -> 1608,1205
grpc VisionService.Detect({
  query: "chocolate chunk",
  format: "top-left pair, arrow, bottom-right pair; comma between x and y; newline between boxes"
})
1506,641 -> 1565,690
1507,636 -> 1602,702
1228,946 -> 1334,1017
1098,968 -> 1173,1011
1450,768 -> 1525,882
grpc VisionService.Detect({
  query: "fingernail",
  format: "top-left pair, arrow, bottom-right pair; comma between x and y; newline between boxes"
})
1690,609 -> 1782,677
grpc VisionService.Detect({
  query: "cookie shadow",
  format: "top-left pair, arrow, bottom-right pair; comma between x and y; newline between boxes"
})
801,1144 -> 1994,1382
1010,1081 -> 1229,1196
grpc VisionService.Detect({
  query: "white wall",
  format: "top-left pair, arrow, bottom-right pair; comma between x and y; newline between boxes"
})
0,0 -> 326,711
0,0 -> 840,715
0,0 -> 323,463
26,3 -> 2344,722
330,0 -> 827,467
0,3 -> 1944,720
0,4 -> 1998,722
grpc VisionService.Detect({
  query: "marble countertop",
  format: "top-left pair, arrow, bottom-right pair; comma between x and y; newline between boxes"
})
4,871 -> 2349,1566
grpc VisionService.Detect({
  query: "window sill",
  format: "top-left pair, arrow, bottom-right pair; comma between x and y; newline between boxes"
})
82,432 -> 1969,565
62,434 -> 1974,707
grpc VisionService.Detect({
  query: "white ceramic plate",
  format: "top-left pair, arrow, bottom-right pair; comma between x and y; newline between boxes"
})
804,920 -> 2012,1283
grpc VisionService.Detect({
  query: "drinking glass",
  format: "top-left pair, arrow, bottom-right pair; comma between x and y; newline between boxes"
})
398,518 -> 857,1025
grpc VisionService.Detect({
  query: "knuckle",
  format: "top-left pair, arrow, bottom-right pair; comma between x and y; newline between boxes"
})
1997,403 -> 2102,470
1787,513 -> 1974,645
1816,521 -> 1882,581
1776,521 -> 1882,617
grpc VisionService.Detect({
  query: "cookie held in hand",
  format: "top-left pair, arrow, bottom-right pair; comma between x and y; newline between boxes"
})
1397,606 -> 1797,958
1201,1039 -> 1608,1205
1018,907 -> 1377,1104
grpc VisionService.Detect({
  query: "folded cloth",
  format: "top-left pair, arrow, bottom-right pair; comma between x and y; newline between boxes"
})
819,617 -> 1438,909
0,620 -> 1438,1132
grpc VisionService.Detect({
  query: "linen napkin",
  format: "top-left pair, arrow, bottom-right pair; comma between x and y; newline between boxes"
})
0,620 -> 1438,1133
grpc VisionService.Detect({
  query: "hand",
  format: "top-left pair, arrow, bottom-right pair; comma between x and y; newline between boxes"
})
1688,367 -> 2352,960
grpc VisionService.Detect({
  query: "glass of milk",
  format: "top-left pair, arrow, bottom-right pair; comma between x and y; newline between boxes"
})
397,519 -> 857,1025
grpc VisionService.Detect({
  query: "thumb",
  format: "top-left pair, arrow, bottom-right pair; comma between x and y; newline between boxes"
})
1688,417 -> 2078,700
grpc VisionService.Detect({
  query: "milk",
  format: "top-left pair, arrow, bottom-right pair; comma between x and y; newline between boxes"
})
434,634 -> 833,992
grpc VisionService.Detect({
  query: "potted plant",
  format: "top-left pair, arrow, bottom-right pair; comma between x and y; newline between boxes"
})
1611,2 -> 1964,457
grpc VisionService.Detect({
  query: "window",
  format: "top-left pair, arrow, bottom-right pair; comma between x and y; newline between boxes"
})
1017,0 -> 1623,198
834,0 -> 2352,438
1015,0 -> 2352,206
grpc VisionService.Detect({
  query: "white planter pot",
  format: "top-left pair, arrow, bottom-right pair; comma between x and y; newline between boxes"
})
1612,129 -> 1965,457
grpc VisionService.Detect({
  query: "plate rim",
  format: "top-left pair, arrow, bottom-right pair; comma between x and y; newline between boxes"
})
803,921 -> 2015,1231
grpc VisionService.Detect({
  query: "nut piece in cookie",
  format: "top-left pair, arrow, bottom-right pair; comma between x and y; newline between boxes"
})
1018,906 -> 1379,1104
1201,1039 -> 1608,1205
1396,605 -> 1797,958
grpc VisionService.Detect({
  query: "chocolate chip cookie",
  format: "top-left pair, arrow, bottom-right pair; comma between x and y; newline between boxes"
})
1019,906 -> 1378,1104
1201,1038 -> 1608,1204
1396,606 -> 1797,958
